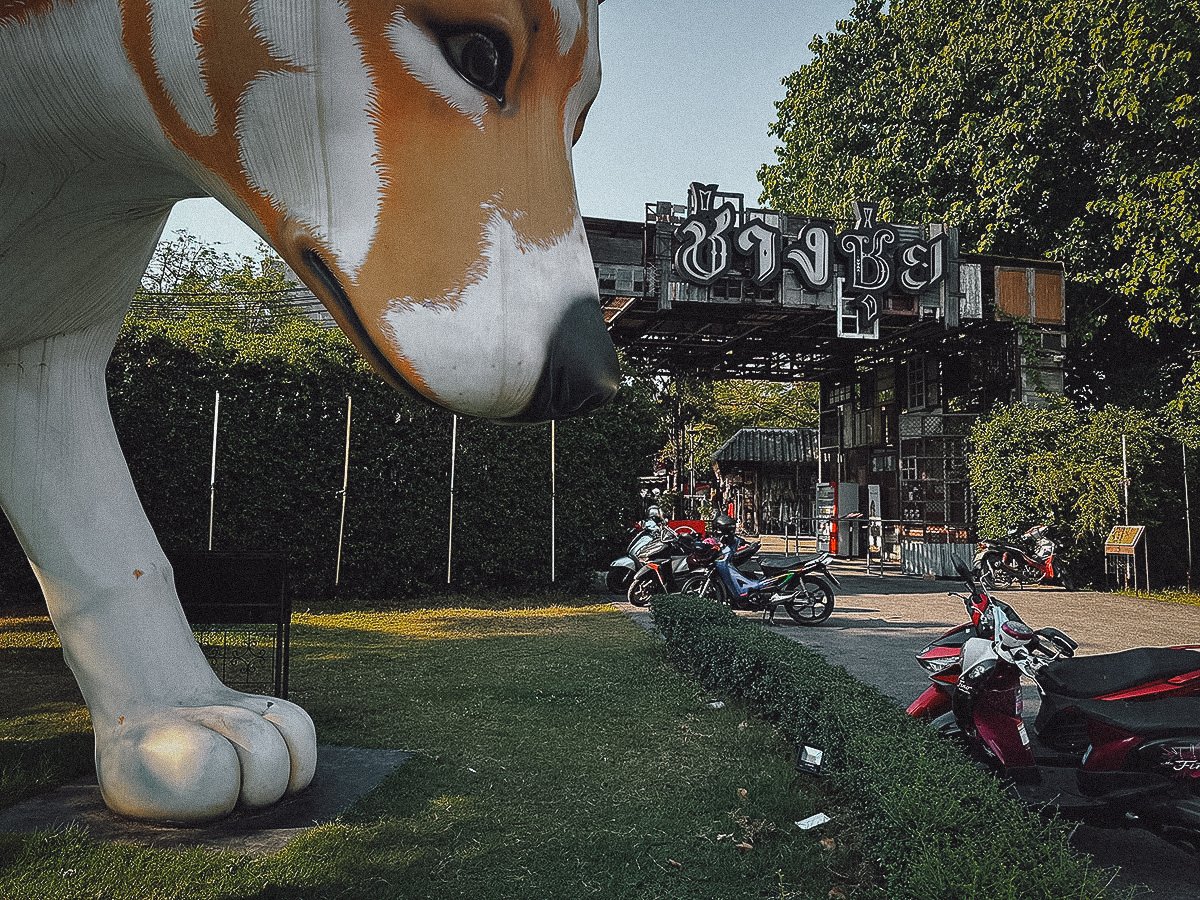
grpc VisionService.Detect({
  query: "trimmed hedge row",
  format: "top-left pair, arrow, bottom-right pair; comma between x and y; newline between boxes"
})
650,595 -> 1118,900
0,316 -> 663,605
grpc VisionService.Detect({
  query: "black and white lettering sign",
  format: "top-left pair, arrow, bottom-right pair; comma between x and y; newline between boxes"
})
784,221 -> 835,292
898,233 -> 948,293
669,185 -> 952,339
734,220 -> 783,286
673,183 -> 737,285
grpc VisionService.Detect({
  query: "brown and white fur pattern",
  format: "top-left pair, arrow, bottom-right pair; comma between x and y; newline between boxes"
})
0,0 -> 613,822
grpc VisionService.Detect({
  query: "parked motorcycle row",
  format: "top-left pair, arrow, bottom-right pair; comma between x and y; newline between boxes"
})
608,508 -> 1200,851
909,559 -> 1200,854
973,524 -> 1076,591
610,511 -> 839,626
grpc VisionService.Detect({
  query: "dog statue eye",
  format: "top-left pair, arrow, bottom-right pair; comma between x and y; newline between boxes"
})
440,28 -> 513,104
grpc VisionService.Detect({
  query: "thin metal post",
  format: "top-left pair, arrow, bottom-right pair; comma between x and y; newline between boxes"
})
447,415 -> 458,585
1144,533 -> 1151,598
1122,434 -> 1131,588
334,395 -> 352,587
1121,434 -> 1130,524
208,390 -> 220,550
550,421 -> 557,584
1184,442 -> 1193,592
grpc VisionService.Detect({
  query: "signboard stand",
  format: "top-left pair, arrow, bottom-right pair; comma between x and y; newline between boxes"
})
865,484 -> 883,577
1104,525 -> 1149,595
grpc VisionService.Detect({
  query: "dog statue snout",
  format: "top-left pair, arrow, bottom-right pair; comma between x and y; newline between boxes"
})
507,297 -> 620,422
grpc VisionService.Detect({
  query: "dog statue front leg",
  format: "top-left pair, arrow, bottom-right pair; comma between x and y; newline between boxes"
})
0,324 -> 316,823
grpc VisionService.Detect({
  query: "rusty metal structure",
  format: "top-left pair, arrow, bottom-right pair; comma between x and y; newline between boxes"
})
585,187 -> 1068,573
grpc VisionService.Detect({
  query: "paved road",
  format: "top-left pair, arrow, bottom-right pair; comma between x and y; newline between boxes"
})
615,563 -> 1200,898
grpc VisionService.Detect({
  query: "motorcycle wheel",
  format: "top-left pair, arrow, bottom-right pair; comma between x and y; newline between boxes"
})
978,556 -> 1011,591
626,574 -> 658,607
681,573 -> 723,604
782,577 -> 834,625
605,566 -> 631,595
1057,563 -> 1077,592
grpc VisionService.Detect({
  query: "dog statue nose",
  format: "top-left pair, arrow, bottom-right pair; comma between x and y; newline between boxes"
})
506,297 -> 620,422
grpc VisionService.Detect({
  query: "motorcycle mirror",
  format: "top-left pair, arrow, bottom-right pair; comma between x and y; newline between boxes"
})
951,556 -> 973,580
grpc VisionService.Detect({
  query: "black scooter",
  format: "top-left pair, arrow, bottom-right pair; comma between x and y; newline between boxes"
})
626,526 -> 714,606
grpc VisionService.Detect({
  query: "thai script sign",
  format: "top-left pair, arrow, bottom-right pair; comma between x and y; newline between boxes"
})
1104,524 -> 1145,556
671,183 -> 947,336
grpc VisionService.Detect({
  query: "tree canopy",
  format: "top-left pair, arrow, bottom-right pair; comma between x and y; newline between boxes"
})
134,230 -> 312,330
760,0 -> 1200,403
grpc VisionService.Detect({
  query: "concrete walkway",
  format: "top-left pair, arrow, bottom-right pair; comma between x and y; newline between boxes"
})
614,563 -> 1200,898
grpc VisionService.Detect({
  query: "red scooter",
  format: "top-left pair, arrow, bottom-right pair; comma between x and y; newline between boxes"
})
973,524 -> 1076,590
907,562 -> 1076,720
921,591 -> 1200,852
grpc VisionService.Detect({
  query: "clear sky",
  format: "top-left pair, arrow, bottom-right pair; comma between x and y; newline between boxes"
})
163,0 -> 854,257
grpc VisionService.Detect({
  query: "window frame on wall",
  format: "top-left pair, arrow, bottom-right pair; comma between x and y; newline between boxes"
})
906,356 -> 927,409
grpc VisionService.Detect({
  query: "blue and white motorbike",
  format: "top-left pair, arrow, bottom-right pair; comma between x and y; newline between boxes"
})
682,543 -> 839,626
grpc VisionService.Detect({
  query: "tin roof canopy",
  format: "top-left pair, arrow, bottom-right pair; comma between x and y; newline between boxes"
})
712,428 -> 818,465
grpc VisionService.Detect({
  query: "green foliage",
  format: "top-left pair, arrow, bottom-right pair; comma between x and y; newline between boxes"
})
759,0 -> 1200,402
0,315 -> 663,605
968,398 -> 1190,582
656,377 -> 818,511
650,594 -> 1121,900
136,230 -> 307,329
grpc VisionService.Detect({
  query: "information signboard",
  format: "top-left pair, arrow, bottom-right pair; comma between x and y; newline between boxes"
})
1104,525 -> 1145,556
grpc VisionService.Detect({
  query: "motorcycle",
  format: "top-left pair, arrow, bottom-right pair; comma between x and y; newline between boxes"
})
926,590 -> 1200,852
607,506 -> 680,594
908,559 -> 1077,721
625,525 -> 715,607
682,542 -> 839,626
973,524 -> 1076,591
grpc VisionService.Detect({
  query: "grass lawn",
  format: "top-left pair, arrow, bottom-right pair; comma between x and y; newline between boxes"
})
1118,587 -> 1200,608
0,596 -> 844,899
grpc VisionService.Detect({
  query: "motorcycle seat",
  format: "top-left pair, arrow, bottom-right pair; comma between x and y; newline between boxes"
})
760,555 -> 820,576
1040,648 -> 1200,699
1067,695 -> 1200,737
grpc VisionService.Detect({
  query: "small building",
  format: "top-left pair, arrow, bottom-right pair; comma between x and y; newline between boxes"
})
711,428 -> 818,535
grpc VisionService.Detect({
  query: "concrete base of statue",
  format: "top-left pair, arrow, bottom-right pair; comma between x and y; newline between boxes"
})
0,746 -> 411,855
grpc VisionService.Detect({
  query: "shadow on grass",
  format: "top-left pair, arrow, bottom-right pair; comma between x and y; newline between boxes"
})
0,732 -> 94,811
300,588 -> 611,617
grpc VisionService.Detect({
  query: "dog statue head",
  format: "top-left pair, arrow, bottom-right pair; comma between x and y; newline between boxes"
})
124,0 -> 617,420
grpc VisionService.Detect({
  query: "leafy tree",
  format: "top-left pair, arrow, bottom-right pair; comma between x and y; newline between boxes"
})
760,0 -> 1200,404
969,397 -> 1191,584
135,230 -> 309,330
654,377 -> 818,515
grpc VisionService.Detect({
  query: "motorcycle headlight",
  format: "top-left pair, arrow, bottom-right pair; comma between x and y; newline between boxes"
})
918,656 -> 957,675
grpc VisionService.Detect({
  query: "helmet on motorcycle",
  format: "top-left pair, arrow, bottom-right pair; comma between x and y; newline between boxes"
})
712,513 -> 737,536
688,537 -> 723,567
647,505 -> 663,522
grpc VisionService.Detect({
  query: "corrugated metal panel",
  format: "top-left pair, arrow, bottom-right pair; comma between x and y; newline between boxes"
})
711,428 -> 817,464
901,541 -> 977,578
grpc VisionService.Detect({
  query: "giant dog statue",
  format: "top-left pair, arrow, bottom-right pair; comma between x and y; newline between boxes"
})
0,0 -> 616,823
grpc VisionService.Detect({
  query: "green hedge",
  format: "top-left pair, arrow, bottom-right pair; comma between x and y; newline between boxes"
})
650,595 -> 1118,900
0,316 -> 663,605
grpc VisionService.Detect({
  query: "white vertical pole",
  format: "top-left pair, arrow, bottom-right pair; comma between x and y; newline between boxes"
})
334,395 -> 353,587
1122,434 -> 1131,589
1184,442 -> 1193,592
1145,532 -> 1151,596
1121,434 -> 1130,524
208,390 -> 220,550
447,415 -> 458,585
688,428 -> 695,518
551,420 -> 557,584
